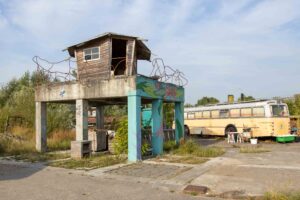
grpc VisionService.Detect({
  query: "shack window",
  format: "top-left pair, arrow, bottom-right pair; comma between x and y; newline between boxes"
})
241,108 -> 252,117
230,109 -> 240,117
187,112 -> 195,119
203,111 -> 210,118
195,112 -> 202,118
211,110 -> 219,118
220,109 -> 229,118
253,107 -> 265,117
83,47 -> 100,61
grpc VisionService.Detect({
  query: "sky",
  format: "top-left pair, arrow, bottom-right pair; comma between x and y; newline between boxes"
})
0,0 -> 300,104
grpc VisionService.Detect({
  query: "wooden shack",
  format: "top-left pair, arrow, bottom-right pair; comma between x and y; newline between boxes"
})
65,32 -> 151,81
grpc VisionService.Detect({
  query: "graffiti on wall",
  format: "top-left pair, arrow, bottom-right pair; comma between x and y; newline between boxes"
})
136,76 -> 184,102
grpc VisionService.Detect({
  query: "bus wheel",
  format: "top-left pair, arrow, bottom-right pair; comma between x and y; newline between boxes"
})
225,125 -> 237,137
184,125 -> 190,137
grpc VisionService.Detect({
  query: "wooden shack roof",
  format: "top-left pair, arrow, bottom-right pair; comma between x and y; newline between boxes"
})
64,32 -> 151,61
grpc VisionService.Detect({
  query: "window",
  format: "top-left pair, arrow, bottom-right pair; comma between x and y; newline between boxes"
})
195,112 -> 202,118
220,109 -> 229,118
253,107 -> 265,117
241,108 -> 252,117
203,111 -> 210,118
184,113 -> 187,119
271,105 -> 289,117
230,109 -> 240,117
211,110 -> 219,118
83,47 -> 100,61
187,112 -> 195,119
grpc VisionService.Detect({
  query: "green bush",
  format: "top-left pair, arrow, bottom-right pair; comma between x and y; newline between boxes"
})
112,118 -> 150,156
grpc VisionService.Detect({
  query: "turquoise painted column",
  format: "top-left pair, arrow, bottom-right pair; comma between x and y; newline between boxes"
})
127,92 -> 142,162
175,102 -> 184,143
151,99 -> 163,155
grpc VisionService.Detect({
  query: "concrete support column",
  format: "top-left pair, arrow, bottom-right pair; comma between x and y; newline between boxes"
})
76,99 -> 89,141
36,102 -> 47,152
96,106 -> 107,150
127,93 -> 142,162
175,102 -> 184,143
151,99 -> 163,155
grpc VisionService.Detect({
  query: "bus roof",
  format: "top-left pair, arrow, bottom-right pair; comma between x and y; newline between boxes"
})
185,100 -> 286,112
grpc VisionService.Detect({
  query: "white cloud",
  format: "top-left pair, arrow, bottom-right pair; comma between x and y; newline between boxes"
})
0,0 -> 300,103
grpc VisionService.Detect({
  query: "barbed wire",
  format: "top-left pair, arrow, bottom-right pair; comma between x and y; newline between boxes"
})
150,57 -> 188,86
32,54 -> 188,87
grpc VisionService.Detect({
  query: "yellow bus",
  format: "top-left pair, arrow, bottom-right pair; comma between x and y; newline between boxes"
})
184,100 -> 290,138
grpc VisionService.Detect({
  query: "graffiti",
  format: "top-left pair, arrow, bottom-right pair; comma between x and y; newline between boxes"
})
136,77 -> 184,101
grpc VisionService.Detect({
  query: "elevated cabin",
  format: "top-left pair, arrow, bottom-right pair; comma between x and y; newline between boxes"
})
64,32 -> 151,81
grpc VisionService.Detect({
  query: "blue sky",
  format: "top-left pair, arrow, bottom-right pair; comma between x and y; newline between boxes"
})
0,0 -> 300,104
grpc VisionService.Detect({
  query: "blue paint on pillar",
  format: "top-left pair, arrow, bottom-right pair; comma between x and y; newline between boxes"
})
127,93 -> 142,162
151,99 -> 163,155
175,102 -> 184,143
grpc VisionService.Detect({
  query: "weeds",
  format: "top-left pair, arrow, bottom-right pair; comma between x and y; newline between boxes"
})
49,154 -> 126,170
240,146 -> 270,153
163,140 -> 178,152
263,190 -> 300,200
12,152 -> 69,162
173,139 -> 224,157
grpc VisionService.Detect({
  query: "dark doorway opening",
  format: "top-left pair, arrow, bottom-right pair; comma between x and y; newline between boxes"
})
111,39 -> 127,76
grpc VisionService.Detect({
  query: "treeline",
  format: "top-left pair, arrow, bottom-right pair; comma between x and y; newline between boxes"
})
0,72 -> 74,134
285,95 -> 300,116
185,94 -> 255,107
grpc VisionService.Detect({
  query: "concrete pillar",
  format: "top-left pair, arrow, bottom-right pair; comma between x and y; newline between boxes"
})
127,93 -> 142,162
36,102 -> 47,152
96,106 -> 107,150
151,99 -> 163,155
175,102 -> 184,143
76,99 -> 89,141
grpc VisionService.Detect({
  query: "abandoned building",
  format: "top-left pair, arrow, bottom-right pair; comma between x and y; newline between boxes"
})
35,32 -> 185,161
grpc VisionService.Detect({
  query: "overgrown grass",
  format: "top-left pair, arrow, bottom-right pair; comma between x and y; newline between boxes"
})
240,146 -> 270,154
0,126 -> 75,156
173,139 -> 225,157
263,190 -> 300,200
47,130 -> 75,151
49,154 -> 127,170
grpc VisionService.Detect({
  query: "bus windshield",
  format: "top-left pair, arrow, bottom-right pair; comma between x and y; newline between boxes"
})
271,105 -> 289,117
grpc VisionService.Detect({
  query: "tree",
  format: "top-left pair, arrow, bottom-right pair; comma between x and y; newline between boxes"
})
195,97 -> 219,106
184,103 -> 193,108
238,93 -> 255,102
285,94 -> 300,116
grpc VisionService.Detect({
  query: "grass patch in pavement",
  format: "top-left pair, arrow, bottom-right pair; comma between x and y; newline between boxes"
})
262,190 -> 300,200
239,146 -> 270,154
173,139 -> 225,157
49,154 -> 127,170
159,155 -> 209,164
11,152 -> 70,162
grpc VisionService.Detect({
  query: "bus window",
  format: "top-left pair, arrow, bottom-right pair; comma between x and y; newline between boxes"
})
253,107 -> 265,117
184,113 -> 187,119
230,109 -> 240,117
220,109 -> 229,118
195,112 -> 202,119
271,105 -> 289,117
187,112 -> 195,119
241,108 -> 252,117
203,111 -> 210,118
211,110 -> 219,118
